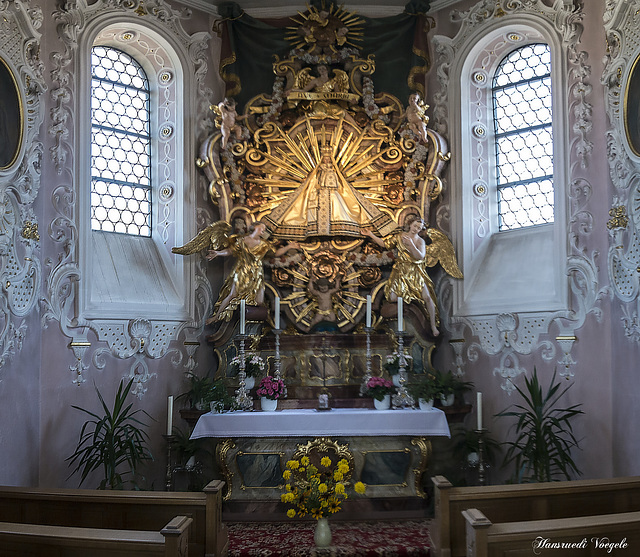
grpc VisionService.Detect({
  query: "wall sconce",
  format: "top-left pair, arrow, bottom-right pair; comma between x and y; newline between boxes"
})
556,335 -> 577,379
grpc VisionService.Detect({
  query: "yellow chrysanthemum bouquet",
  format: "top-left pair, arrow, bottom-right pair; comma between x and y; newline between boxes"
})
281,454 -> 366,520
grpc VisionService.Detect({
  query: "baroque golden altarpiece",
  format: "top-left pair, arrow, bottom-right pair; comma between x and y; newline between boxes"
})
176,4 -> 460,394
175,3 -> 462,504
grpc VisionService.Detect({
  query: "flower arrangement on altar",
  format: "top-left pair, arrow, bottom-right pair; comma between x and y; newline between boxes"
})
256,376 -> 286,400
281,455 -> 366,519
383,351 -> 413,376
230,353 -> 266,377
363,376 -> 394,401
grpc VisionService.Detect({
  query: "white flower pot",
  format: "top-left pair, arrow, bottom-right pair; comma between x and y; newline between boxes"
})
260,397 -> 278,412
209,400 -> 225,413
373,394 -> 391,410
418,398 -> 434,411
440,393 -> 455,407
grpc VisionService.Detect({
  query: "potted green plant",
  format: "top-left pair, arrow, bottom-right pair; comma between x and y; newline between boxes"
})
433,370 -> 473,406
496,368 -> 583,483
452,426 -> 501,467
66,379 -> 153,489
178,372 -> 216,410
202,378 -> 236,413
408,374 -> 439,410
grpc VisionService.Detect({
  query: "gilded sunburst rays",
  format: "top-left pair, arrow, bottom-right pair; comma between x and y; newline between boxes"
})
246,120 -> 401,221
285,4 -> 365,53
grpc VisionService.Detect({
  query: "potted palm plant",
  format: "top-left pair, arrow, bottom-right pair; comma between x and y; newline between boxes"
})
496,368 -> 583,483
66,379 -> 153,489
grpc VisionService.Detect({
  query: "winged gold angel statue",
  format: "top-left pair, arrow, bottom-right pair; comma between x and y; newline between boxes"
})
172,221 -> 299,323
361,214 -> 463,337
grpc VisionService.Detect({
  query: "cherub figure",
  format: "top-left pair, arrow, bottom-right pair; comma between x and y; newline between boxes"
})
307,275 -> 342,329
362,214 -> 462,337
404,93 -> 430,144
172,221 -> 299,323
214,97 -> 247,149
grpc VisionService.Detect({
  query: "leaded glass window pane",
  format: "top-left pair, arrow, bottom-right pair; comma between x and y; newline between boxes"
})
492,43 -> 553,231
91,46 -> 151,236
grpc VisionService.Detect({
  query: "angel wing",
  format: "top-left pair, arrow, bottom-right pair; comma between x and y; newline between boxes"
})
423,228 -> 463,279
294,67 -> 314,91
210,103 -> 223,129
415,96 -> 429,118
172,220 -> 232,256
331,69 -> 349,93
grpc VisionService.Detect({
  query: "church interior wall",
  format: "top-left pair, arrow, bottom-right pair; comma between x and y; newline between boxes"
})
0,0 -> 637,492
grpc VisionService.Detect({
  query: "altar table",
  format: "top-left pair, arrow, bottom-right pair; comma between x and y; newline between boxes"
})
191,408 -> 450,504
190,407 -> 451,439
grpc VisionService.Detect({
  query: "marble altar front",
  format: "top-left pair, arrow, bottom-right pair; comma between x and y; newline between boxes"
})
191,408 -> 450,502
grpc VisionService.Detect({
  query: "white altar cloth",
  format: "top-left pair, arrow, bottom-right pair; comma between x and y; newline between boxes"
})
190,407 -> 450,439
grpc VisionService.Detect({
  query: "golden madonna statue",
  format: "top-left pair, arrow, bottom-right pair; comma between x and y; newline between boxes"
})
263,144 -> 396,240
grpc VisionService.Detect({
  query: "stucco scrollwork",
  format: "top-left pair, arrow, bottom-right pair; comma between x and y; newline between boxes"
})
432,0 -> 602,388
0,0 -> 45,371
602,0 -> 640,343
42,0 -> 213,390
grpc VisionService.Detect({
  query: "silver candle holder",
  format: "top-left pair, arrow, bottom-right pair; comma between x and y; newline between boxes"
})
360,326 -> 374,396
234,334 -> 253,411
392,332 -> 414,408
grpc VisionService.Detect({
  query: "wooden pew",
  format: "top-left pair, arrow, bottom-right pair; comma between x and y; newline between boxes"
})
463,508 -> 640,557
431,475 -> 640,557
0,514 -> 191,557
0,480 -> 228,557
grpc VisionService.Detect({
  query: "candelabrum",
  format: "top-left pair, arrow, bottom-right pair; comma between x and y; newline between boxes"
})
162,434 -> 175,491
360,326 -> 374,396
392,332 -> 415,408
273,328 -> 287,398
235,334 -> 253,411
475,428 -> 488,486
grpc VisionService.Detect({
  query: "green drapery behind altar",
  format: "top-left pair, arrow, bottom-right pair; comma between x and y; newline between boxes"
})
215,0 -> 432,111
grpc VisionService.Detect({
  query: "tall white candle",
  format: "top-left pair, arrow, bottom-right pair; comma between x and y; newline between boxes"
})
397,297 -> 403,332
274,296 -> 280,330
240,299 -> 246,334
477,392 -> 483,430
366,295 -> 372,328
166,395 -> 174,436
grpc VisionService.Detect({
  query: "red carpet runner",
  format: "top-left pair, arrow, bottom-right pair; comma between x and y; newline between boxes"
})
228,520 -> 432,556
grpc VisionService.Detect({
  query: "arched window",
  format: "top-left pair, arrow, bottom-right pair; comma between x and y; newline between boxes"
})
450,28 -> 568,316
78,24 -> 194,322
492,43 -> 553,231
90,46 -> 151,236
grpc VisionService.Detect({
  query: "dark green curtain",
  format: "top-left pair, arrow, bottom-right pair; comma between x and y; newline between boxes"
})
216,1 -> 431,111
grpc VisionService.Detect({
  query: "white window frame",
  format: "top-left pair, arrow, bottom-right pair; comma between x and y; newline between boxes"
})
76,20 -> 194,322
450,22 -> 569,317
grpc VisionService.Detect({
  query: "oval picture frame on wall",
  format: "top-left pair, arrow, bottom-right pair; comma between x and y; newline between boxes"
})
0,55 -> 24,170
624,52 -> 640,158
